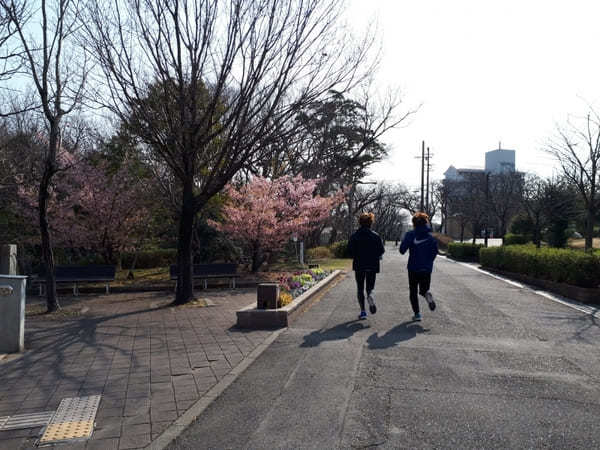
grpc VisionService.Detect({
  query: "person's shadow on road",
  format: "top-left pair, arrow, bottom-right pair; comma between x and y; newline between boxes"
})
367,321 -> 429,349
301,320 -> 370,347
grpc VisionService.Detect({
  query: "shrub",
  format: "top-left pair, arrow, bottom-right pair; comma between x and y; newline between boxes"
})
329,240 -> 350,258
306,246 -> 333,259
121,249 -> 177,269
546,218 -> 570,248
503,233 -> 530,246
447,242 -> 483,261
480,244 -> 600,288
510,214 -> 535,235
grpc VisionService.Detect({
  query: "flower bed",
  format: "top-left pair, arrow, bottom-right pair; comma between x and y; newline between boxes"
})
236,270 -> 341,328
275,268 -> 330,306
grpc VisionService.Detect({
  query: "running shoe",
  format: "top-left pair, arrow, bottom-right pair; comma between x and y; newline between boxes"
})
367,293 -> 377,314
359,310 -> 367,320
412,313 -> 422,321
425,291 -> 436,311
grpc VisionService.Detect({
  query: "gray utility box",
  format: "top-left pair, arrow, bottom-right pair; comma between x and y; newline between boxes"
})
0,275 -> 27,353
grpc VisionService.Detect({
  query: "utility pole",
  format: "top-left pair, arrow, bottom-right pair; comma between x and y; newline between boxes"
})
425,146 -> 431,214
420,141 -> 425,211
484,172 -> 490,247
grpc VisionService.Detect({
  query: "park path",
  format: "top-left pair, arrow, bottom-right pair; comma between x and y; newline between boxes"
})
170,244 -> 600,449
0,290 -> 275,450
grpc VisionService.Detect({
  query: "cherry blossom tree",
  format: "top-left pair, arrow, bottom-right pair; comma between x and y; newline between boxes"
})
17,157 -> 149,264
213,176 -> 344,272
56,161 -> 149,263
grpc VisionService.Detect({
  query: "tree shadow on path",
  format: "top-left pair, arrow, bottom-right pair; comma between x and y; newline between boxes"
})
367,320 -> 429,349
301,320 -> 370,348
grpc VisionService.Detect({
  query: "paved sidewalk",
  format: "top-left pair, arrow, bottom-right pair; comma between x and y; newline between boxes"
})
0,290 -> 274,449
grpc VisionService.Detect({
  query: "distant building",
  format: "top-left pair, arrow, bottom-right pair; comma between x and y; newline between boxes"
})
485,149 -> 515,174
443,146 -> 518,240
443,165 -> 484,181
445,147 -> 516,181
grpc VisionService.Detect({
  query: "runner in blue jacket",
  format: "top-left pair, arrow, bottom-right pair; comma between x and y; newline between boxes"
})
399,212 -> 438,321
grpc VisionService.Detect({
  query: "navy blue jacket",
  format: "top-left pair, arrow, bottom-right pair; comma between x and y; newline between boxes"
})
348,227 -> 385,273
399,225 -> 438,272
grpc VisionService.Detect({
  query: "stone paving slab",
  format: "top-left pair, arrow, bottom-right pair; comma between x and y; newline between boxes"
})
0,290 -> 275,449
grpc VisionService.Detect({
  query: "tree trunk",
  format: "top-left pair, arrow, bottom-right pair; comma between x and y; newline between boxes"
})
39,126 -> 59,313
328,227 -> 338,246
39,186 -> 58,312
251,242 -> 263,273
585,207 -> 595,253
534,226 -> 541,248
173,180 -> 195,305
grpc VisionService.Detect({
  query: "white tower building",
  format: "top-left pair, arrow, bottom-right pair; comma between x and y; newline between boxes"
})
485,148 -> 515,173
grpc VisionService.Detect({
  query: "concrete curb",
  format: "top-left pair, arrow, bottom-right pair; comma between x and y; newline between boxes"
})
236,270 -> 344,328
147,327 -> 286,450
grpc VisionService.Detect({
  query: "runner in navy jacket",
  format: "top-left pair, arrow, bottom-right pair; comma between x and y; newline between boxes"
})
399,212 -> 438,321
348,213 -> 385,320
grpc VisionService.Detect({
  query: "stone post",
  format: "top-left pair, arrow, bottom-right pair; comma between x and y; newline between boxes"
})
0,244 -> 17,275
0,275 -> 27,353
257,283 -> 280,309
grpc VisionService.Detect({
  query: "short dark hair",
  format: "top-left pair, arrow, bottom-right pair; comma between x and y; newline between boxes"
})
359,212 -> 375,227
412,212 -> 429,227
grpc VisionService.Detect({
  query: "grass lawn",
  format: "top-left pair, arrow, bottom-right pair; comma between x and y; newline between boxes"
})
69,258 -> 352,293
112,267 -> 170,287
267,257 -> 352,272
110,258 -> 352,288
568,238 -> 600,250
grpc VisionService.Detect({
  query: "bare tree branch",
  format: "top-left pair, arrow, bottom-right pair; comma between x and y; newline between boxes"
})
81,0 -> 379,304
545,108 -> 600,252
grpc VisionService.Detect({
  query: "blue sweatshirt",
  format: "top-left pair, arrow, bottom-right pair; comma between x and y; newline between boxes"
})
399,225 -> 438,272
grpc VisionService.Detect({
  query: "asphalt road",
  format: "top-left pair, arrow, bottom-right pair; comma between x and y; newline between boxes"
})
168,244 -> 600,449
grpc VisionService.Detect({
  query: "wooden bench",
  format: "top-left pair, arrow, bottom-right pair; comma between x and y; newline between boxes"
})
170,263 -> 240,290
35,265 -> 116,296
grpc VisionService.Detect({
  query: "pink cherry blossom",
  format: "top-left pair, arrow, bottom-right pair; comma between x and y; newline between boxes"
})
211,175 -> 344,271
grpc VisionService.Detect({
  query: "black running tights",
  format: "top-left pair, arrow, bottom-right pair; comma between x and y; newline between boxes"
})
355,270 -> 376,310
408,271 -> 431,314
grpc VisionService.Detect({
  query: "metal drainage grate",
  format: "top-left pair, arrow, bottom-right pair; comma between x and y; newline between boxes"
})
39,395 -> 101,445
0,411 -> 55,431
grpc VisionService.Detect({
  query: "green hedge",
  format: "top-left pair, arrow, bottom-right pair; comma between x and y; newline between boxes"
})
447,242 -> 483,261
329,240 -> 350,258
121,249 -> 177,269
503,233 -> 531,246
480,244 -> 600,288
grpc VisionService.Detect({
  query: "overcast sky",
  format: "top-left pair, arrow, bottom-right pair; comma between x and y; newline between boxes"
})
345,0 -> 600,187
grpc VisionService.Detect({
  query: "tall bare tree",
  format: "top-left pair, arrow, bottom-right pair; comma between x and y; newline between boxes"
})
82,0 -> 377,304
546,109 -> 600,253
519,174 -> 579,248
1,0 -> 88,311
487,171 -> 523,237
432,180 -> 449,233
519,173 -> 547,248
